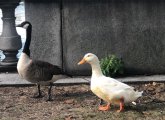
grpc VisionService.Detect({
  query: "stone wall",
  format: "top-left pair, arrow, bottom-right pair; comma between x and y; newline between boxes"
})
25,0 -> 165,75
25,0 -> 62,67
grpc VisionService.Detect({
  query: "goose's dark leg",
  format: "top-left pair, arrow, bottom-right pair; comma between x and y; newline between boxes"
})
33,84 -> 43,98
47,83 -> 53,101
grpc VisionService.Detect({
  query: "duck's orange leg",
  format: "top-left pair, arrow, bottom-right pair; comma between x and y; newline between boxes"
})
99,102 -> 111,111
117,97 -> 124,112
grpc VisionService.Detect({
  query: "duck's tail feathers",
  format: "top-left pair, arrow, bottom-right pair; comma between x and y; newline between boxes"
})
132,91 -> 143,105
132,101 -> 136,105
137,91 -> 143,97
135,91 -> 143,98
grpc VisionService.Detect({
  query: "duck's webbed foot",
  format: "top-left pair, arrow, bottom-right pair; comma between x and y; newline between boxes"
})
117,97 -> 124,112
99,103 -> 111,111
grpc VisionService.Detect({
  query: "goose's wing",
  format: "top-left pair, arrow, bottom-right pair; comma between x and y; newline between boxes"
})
27,60 -> 62,81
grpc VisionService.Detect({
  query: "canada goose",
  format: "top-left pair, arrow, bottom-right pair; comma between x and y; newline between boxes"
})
78,53 -> 143,112
17,21 -> 71,101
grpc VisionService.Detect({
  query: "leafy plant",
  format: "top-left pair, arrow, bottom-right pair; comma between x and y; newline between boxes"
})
100,55 -> 124,77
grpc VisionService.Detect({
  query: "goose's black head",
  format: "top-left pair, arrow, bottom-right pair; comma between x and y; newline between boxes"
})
16,21 -> 32,29
16,21 -> 32,57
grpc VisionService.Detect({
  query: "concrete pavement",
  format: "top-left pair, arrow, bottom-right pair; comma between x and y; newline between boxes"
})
0,72 -> 165,87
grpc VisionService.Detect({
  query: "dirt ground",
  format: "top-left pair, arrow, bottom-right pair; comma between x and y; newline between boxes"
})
0,82 -> 165,120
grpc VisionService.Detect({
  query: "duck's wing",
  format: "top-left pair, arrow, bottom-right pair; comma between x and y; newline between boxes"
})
98,76 -> 135,98
101,76 -> 134,90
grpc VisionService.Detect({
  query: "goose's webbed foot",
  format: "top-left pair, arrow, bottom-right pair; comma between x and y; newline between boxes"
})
33,93 -> 43,98
32,84 -> 43,98
46,83 -> 53,101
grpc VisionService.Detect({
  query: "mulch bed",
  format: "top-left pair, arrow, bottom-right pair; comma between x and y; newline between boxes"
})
0,82 -> 165,120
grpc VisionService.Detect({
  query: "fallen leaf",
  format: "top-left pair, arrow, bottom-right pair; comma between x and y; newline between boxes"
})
64,99 -> 74,104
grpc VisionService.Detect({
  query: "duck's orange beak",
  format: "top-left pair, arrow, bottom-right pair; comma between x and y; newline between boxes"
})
78,58 -> 86,65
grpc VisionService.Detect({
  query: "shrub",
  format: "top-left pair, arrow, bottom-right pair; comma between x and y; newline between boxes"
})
100,55 -> 124,77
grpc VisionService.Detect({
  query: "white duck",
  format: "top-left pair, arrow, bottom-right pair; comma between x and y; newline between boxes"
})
78,53 -> 143,112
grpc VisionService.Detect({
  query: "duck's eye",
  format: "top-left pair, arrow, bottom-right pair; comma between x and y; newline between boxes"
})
87,55 -> 91,57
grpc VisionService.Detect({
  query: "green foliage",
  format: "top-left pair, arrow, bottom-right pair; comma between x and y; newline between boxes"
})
100,55 -> 124,77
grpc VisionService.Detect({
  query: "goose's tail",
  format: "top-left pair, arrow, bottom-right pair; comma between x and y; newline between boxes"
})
53,65 -> 72,77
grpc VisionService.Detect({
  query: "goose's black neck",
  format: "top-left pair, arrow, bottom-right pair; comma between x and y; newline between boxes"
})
23,25 -> 32,57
